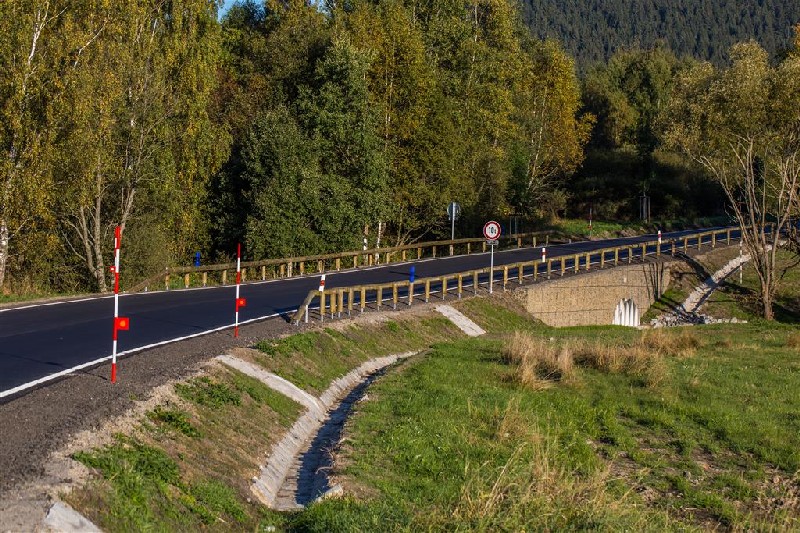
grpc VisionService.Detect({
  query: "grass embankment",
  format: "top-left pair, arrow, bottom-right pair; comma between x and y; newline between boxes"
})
297,302 -> 800,531
66,315 -> 462,531
66,272 -> 799,531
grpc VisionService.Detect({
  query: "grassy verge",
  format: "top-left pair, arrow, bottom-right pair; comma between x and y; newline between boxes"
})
293,300 -> 800,531
65,313 -> 465,531
542,216 -> 734,241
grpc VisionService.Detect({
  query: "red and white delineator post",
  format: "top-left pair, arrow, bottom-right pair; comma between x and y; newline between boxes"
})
318,274 -> 326,322
658,230 -> 662,245
234,243 -> 246,337
110,226 -> 130,384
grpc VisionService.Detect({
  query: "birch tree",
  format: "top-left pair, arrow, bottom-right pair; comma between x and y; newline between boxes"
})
0,1 -> 62,290
663,42 -> 800,319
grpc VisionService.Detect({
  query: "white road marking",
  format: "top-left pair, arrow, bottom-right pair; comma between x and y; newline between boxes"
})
0,311 -> 284,399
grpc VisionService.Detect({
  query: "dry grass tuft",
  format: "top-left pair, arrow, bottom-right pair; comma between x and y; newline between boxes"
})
503,332 -> 574,389
438,430 -> 651,530
640,328 -> 700,358
573,340 -> 667,388
787,332 -> 800,350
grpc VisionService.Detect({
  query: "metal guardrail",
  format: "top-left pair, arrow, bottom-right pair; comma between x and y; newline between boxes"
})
291,227 -> 742,325
127,231 -> 557,293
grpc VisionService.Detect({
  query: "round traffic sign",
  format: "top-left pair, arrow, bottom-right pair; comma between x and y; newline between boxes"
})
483,220 -> 501,240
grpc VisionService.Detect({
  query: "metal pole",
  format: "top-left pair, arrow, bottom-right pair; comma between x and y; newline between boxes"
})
235,243 -> 241,337
451,212 -> 455,242
489,243 -> 494,294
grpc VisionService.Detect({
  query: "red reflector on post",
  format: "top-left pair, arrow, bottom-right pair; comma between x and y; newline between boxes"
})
236,297 -> 246,308
115,317 -> 130,331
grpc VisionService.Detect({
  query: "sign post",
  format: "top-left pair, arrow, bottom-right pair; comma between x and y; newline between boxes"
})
234,243 -> 246,337
110,226 -> 130,383
448,202 -> 461,241
483,221 -> 501,294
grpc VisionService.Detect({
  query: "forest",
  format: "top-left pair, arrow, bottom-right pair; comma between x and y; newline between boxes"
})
521,0 -> 800,68
0,0 -> 798,301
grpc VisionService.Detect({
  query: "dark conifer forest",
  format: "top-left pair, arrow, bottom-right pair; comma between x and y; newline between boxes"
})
521,0 -> 800,67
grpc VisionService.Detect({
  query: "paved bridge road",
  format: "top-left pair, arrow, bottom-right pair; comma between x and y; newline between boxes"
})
0,228 -> 736,400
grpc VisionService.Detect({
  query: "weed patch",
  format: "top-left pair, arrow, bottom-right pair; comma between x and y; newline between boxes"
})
147,407 -> 200,438
175,377 -> 241,408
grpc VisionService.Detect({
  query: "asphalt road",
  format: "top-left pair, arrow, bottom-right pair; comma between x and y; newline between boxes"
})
0,228 -> 735,400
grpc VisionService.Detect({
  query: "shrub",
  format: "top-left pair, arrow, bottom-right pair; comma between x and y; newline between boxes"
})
503,332 -> 574,389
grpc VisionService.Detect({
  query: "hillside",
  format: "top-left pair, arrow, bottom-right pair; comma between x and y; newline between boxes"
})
521,0 -> 800,67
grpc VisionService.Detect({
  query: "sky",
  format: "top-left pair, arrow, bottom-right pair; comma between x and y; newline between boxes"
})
219,0 -> 236,18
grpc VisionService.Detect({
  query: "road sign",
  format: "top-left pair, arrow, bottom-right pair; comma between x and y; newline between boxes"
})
483,220 -> 501,241
447,202 -> 461,221
486,239 -> 498,246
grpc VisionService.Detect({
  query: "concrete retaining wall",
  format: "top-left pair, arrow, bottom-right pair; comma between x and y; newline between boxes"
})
515,262 -> 671,327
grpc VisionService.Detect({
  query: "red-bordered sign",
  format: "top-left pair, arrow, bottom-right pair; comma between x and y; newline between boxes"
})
483,221 -> 501,241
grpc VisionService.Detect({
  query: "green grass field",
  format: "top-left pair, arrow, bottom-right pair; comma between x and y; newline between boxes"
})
292,311 -> 800,531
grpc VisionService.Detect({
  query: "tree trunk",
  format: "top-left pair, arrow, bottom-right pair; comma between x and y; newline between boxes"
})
0,219 -> 8,290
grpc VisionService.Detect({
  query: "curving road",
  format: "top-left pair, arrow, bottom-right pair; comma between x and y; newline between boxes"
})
0,228 -> 737,400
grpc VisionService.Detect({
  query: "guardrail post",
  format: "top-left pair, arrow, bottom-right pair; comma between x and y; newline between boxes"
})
727,229 -> 731,244
377,287 -> 383,309
533,236 -> 537,248
339,290 -> 344,317
518,264 -> 524,284
441,277 -> 447,299
300,262 -> 305,275
202,272 -> 207,287
222,270 -> 227,285
482,242 -> 487,253
614,248 -> 619,265
184,273 -> 190,288
712,232 -> 717,248
641,243 -> 646,260
393,284 -> 398,309
408,282 -> 415,305
560,258 -> 565,276
425,280 -> 431,302
600,250 -> 605,268
467,243 -> 471,254
402,250 -> 407,261
261,266 -> 266,280
432,245 -> 437,258
574,254 -> 580,273
242,268 -> 247,282
503,266 -> 508,290
336,258 -> 341,271
547,259 -> 552,279
360,287 -> 366,313
585,253 -> 591,271
348,288 -> 354,316
627,247 -> 632,264
165,272 -> 170,291
697,235 -> 702,251
417,248 -> 422,260
683,237 -> 688,253
304,304 -> 309,324
449,244 -> 454,256
473,272 -> 479,295
545,235 -> 549,245
517,237 -> 522,248
671,241 -> 676,256
458,275 -> 463,298
320,291 -> 326,322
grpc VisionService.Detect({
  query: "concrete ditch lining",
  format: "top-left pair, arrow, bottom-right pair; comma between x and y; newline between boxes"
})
217,351 -> 420,510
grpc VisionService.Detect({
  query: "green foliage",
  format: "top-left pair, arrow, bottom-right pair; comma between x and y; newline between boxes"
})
175,377 -> 241,409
